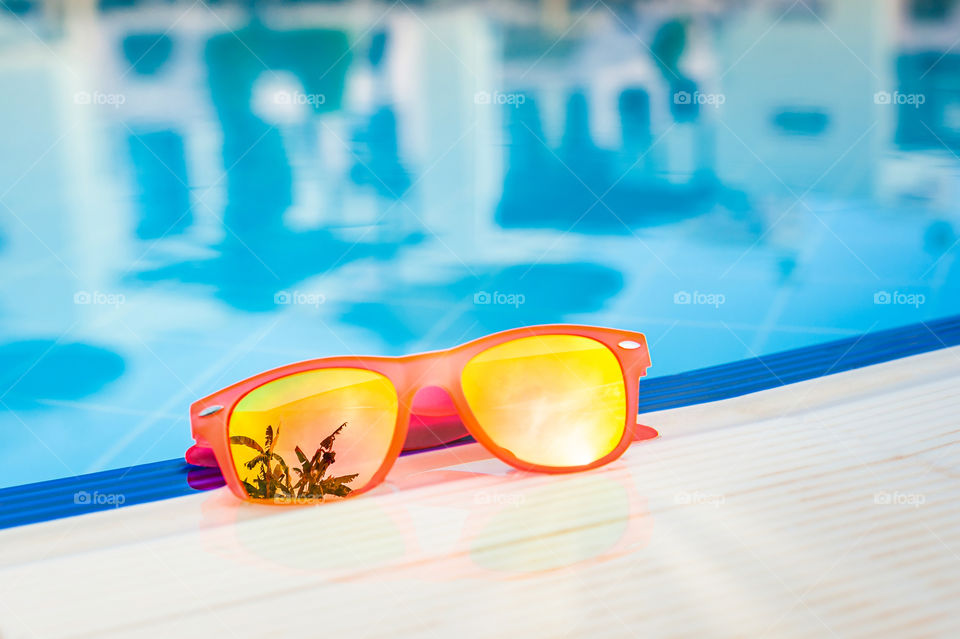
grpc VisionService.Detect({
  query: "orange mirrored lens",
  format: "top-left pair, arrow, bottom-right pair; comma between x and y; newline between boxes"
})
228,368 -> 398,502
461,335 -> 627,468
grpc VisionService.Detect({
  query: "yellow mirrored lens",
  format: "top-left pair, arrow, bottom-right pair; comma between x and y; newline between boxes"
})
228,368 -> 398,502
461,335 -> 627,467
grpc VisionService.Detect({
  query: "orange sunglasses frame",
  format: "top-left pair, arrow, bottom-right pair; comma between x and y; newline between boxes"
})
189,324 -> 652,502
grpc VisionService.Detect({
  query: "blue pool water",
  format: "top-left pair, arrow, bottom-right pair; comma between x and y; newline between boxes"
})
1,0 -> 959,487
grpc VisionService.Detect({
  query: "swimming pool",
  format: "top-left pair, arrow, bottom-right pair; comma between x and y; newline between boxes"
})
1,0 -> 959,487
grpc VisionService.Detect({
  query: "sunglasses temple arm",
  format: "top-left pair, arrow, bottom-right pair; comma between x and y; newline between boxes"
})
185,443 -> 218,468
633,422 -> 659,441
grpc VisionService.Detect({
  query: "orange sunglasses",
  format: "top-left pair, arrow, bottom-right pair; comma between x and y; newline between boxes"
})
187,325 -> 652,503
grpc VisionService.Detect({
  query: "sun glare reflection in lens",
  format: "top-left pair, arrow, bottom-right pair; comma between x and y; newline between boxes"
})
461,335 -> 627,468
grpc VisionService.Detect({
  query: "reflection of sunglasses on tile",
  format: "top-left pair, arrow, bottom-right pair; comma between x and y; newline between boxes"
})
187,325 -> 653,503
197,462 -> 655,579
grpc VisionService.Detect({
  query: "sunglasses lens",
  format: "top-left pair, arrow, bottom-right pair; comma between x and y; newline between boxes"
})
228,368 -> 398,502
461,335 -> 627,468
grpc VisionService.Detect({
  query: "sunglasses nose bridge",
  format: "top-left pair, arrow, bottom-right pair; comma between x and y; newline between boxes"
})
398,353 -> 469,452
402,349 -> 460,399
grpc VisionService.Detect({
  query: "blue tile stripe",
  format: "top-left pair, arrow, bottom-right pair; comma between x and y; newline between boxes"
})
637,316 -> 960,411
0,461 -> 223,530
2,315 -> 959,530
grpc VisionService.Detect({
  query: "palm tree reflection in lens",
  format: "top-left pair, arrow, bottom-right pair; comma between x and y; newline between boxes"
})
229,422 -> 359,501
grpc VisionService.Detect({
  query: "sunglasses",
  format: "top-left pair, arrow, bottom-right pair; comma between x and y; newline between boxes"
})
187,325 -> 652,503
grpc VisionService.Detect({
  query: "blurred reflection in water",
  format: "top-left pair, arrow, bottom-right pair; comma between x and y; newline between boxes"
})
2,0 -> 960,483
207,26 -> 349,233
351,106 -> 411,198
0,341 -> 125,410
895,53 -> 960,150
498,89 -> 748,232
340,262 -> 623,352
128,130 -> 193,239
350,29 -> 411,198
134,23 -> 420,311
